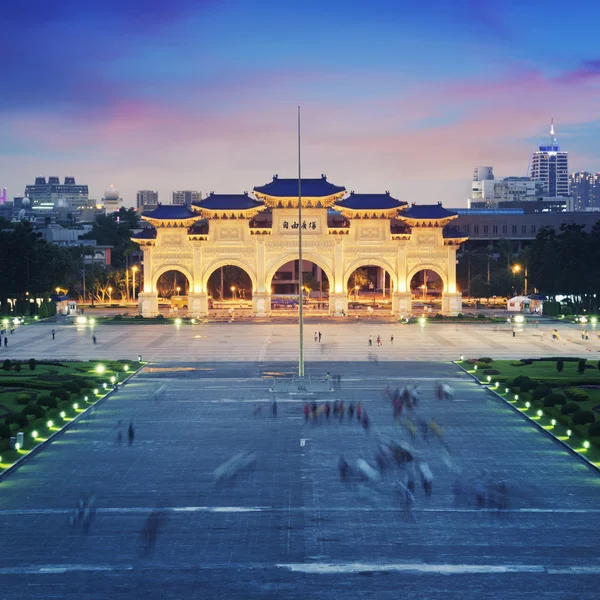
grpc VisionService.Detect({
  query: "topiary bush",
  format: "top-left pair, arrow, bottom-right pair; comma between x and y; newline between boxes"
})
155,314 -> 165,320
50,389 -> 70,401
113,314 -> 123,321
572,410 -> 595,425
532,386 -> 552,401
22,405 -> 45,419
457,313 -> 464,319
478,357 -> 494,364
5,413 -> 29,428
512,375 -> 531,388
483,369 -> 500,375
589,421 -> 600,437
544,393 -> 567,407
13,362 -> 21,373
36,395 -> 57,408
561,402 -> 580,415
557,359 -> 564,373
63,381 -> 82,394
2,359 -> 11,371
29,358 -> 36,371
477,313 -> 486,319
0,423 -> 12,439
565,388 -> 589,402
578,359 -> 586,374
15,393 -> 32,405
520,380 -> 539,393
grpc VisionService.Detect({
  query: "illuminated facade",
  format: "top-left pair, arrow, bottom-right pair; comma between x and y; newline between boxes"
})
132,176 -> 466,317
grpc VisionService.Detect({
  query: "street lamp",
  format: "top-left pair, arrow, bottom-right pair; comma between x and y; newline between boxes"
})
55,287 -> 61,295
176,286 -> 181,297
231,285 -> 236,299
108,286 -> 113,303
132,266 -> 138,300
354,285 -> 359,301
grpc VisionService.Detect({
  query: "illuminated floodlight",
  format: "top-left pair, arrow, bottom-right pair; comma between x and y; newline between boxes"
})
505,387 -> 509,394
31,430 -> 38,438
93,388 -> 99,395
515,394 -> 519,401
89,318 -> 96,325
525,401 -> 530,408
567,429 -> 572,437
191,318 -> 196,324
34,316 -> 39,320
110,376 -> 116,384
460,355 -> 464,361
123,365 -> 129,372
46,420 -> 53,428
580,316 -> 588,324
583,441 -> 590,449
591,317 -> 598,324
60,411 -> 66,418
2,318 -> 8,325
84,396 -> 89,402
96,364 -> 105,374
102,383 -> 107,389
551,419 -> 556,426
515,315 -> 524,323
73,403 -> 78,410
487,375 -> 492,382
15,443 -> 21,450
76,316 -> 87,325
175,318 -> 182,326
419,317 -> 426,325
474,365 -> 478,372
537,410 -> 543,417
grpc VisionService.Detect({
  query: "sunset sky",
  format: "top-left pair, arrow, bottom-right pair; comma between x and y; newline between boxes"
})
3,0 -> 600,207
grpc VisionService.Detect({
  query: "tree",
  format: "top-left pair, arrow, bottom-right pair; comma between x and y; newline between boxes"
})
348,268 -> 369,294
470,275 -> 491,300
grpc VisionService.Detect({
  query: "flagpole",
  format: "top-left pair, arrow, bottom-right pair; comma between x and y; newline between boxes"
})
298,106 -> 304,378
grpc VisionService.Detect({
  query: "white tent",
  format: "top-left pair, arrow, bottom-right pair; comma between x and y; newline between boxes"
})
507,296 -> 543,313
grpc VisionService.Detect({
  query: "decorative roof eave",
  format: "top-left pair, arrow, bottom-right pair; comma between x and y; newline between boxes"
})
249,228 -> 272,235
399,215 -> 458,227
253,192 -> 346,209
131,238 -> 156,246
142,215 -> 202,228
328,228 -> 350,235
391,234 -> 412,241
187,234 -> 209,242
444,236 -> 468,245
336,207 -> 400,220
194,206 -> 264,220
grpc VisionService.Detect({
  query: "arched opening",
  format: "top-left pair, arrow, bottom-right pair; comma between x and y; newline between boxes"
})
409,268 -> 445,311
206,266 -> 254,303
155,268 -> 192,310
269,259 -> 330,312
344,262 -> 395,314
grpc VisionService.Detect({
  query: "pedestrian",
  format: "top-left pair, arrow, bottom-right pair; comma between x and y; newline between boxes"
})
318,331 -> 322,343
336,374 -> 341,389
368,336 -> 372,346
339,457 -> 349,481
272,400 -> 277,417
10,328 -> 14,334
361,411 -> 369,430
128,421 -> 135,445
52,329 -> 55,340
390,334 -> 394,345
92,335 -> 97,344
347,402 -> 355,419
356,401 -> 363,420
377,335 -> 382,346
325,372 -> 331,384
512,325 -> 516,338
304,403 -> 310,421
4,337 -> 7,347
339,401 -> 345,421
324,401 -> 331,419
141,509 -> 165,555
333,400 -> 339,416
314,331 -> 318,342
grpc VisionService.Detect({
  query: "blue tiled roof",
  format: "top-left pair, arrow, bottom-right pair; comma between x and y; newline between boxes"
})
131,227 -> 156,239
401,203 -> 457,220
143,204 -> 197,220
336,191 -> 406,210
195,193 -> 263,211
443,226 -> 467,238
254,175 -> 345,197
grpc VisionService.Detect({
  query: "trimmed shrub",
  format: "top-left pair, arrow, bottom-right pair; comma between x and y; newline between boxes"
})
434,312 -> 444,320
63,381 -> 82,393
483,369 -> 500,375
2,359 -> 11,371
544,393 -> 567,407
561,402 -> 580,415
597,360 -> 600,371
477,313 -> 486,319
565,388 -> 589,402
50,389 -> 70,401
0,423 -> 12,439
457,313 -> 464,319
22,405 -> 45,419
4,413 -> 28,428
520,380 -> 538,393
36,395 -> 57,408
512,375 -> 531,388
155,314 -> 165,320
532,385 -> 552,401
15,393 -> 32,405
13,362 -> 21,373
29,358 -> 36,371
478,357 -> 493,364
572,410 -> 595,425
578,359 -> 586,374
589,421 -> 600,437
557,359 -> 564,372
113,314 -> 123,321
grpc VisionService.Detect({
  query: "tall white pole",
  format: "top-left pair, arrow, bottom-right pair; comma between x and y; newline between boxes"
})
298,106 -> 304,378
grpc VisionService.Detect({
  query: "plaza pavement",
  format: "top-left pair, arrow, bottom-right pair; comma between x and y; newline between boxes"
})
0,360 -> 599,598
2,318 -> 598,362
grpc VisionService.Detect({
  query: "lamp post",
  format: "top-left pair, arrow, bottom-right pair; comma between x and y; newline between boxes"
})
176,286 -> 181,297
354,285 -> 359,301
230,285 -> 236,300
132,266 -> 138,300
108,286 -> 113,303
55,287 -> 61,295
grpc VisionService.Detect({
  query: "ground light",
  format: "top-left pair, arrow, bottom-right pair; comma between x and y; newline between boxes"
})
583,441 -> 590,449
551,419 -> 556,426
419,317 -> 426,325
487,375 -> 491,382
191,319 -> 196,324
592,317 -> 598,324
96,364 -> 105,374
89,318 -> 96,325
110,376 -> 116,384
93,388 -> 99,395
474,365 -> 478,372
505,387 -> 509,394
525,401 -> 530,408
175,318 -> 182,326
537,410 -> 543,417
567,429 -> 572,437
60,411 -> 66,418
76,316 -> 87,325
47,420 -> 53,428
15,443 -> 20,450
31,431 -> 38,438
84,396 -> 89,402
73,403 -> 78,410
123,365 -> 129,372
102,383 -> 107,389
515,394 -> 519,401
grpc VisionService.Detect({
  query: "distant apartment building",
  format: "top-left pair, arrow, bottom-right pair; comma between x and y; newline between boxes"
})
569,172 -> 600,211
136,190 -> 159,211
25,176 -> 89,210
470,174 -> 546,209
470,166 -> 495,208
529,120 -> 569,197
172,190 -> 202,206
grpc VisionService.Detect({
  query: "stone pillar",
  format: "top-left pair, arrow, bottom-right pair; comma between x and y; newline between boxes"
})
392,292 -> 412,317
252,292 -> 271,317
188,292 -> 209,317
329,293 -> 348,317
442,292 -> 462,316
138,292 -> 159,317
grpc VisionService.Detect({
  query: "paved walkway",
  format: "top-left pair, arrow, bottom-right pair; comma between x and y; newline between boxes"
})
2,319 -> 597,362
0,361 -> 598,598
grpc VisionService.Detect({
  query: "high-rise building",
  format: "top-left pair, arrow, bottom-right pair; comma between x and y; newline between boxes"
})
102,185 -> 123,213
529,120 -> 569,197
24,176 -> 89,209
569,172 -> 600,211
172,190 -> 202,206
136,190 -> 159,211
470,167 -> 495,208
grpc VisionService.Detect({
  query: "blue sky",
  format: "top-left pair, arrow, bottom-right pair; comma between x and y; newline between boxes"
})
2,0 -> 600,207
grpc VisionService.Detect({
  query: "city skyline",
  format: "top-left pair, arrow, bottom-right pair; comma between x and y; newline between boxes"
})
3,0 -> 600,208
